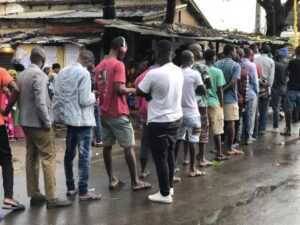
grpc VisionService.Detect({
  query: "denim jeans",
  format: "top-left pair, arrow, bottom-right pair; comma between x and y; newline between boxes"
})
242,98 -> 256,140
271,87 -> 287,128
94,104 -> 102,142
65,126 -> 92,195
258,96 -> 270,133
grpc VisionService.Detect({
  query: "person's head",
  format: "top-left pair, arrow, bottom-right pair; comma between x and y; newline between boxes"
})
236,48 -> 244,62
223,44 -> 236,58
243,47 -> 253,59
295,46 -> 300,58
30,47 -> 46,68
43,67 -> 50,75
78,49 -> 95,68
11,59 -> 25,72
52,63 -> 61,74
181,50 -> 194,68
110,36 -> 128,60
250,44 -> 259,54
155,40 -> 173,65
261,44 -> 271,54
276,47 -> 289,61
188,43 -> 203,61
204,49 -> 216,65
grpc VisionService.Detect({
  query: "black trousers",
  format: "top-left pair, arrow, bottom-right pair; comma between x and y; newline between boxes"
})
0,125 -> 14,199
148,119 -> 181,196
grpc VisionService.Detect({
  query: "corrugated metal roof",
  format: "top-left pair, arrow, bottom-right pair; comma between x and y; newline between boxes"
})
0,5 -> 166,19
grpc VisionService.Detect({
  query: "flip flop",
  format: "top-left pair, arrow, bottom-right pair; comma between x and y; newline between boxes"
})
139,171 -> 150,179
189,170 -> 206,177
109,179 -> 125,190
199,161 -> 213,168
132,181 -> 152,191
232,149 -> 244,155
215,155 -> 230,161
2,201 -> 25,212
225,150 -> 236,156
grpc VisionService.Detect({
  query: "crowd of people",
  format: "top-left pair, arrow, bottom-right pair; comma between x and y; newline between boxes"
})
0,35 -> 300,214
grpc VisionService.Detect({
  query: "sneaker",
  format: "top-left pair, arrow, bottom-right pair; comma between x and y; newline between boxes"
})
170,188 -> 174,197
30,194 -> 47,206
148,192 -> 173,204
47,198 -> 72,209
79,191 -> 102,201
93,141 -> 103,147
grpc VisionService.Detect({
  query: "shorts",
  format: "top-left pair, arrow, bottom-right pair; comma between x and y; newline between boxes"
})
199,115 -> 209,144
223,103 -> 239,121
208,105 -> 224,135
287,90 -> 300,113
177,116 -> 201,143
101,116 -> 135,147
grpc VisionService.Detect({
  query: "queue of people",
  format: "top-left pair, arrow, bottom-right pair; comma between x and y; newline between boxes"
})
0,36 -> 299,214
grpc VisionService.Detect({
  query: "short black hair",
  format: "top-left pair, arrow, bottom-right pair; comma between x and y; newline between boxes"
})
223,45 -> 234,56
52,63 -> 61,70
204,49 -> 216,62
181,50 -> 194,67
261,44 -> 271,54
157,40 -> 173,58
243,47 -> 251,57
111,36 -> 127,50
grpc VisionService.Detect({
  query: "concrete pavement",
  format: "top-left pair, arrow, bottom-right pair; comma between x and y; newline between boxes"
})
2,126 -> 300,225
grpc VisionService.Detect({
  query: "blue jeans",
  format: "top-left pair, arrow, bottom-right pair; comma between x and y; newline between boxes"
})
271,87 -> 287,128
65,126 -> 92,195
94,104 -> 102,142
242,98 -> 256,140
258,96 -> 270,133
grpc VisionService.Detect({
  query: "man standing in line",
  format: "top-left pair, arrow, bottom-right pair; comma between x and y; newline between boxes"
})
137,40 -> 183,203
96,36 -> 151,191
176,50 -> 205,177
0,68 -> 25,211
14,47 -> 71,208
189,44 -> 213,167
240,48 -> 259,144
53,50 -> 102,201
255,44 -> 275,136
204,49 -> 227,161
216,45 -> 244,155
283,46 -> 300,136
271,48 -> 288,134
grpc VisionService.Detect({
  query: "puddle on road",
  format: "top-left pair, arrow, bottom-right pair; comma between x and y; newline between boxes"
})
198,176 -> 300,225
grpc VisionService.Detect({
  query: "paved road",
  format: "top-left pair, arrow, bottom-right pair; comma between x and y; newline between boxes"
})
2,128 -> 300,225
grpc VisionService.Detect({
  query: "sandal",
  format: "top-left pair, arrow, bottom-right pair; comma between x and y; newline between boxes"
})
2,200 -> 25,211
232,149 -> 244,155
109,179 -> 125,190
199,160 -> 213,168
132,181 -> 152,191
189,170 -> 206,177
215,154 -> 230,161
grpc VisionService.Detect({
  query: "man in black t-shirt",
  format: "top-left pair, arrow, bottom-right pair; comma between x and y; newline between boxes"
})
283,46 -> 300,136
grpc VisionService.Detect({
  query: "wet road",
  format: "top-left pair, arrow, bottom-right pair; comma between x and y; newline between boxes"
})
3,128 -> 300,225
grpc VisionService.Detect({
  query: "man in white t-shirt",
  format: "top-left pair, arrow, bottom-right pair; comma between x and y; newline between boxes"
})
137,40 -> 183,204
176,50 -> 205,178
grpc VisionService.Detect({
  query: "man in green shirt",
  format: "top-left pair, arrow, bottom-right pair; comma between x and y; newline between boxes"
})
204,49 -> 227,161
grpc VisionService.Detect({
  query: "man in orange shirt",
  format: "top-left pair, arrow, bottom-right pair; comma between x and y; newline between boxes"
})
0,67 -> 25,211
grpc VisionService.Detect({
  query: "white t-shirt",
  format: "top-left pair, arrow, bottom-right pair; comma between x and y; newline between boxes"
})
181,67 -> 203,118
138,62 -> 183,123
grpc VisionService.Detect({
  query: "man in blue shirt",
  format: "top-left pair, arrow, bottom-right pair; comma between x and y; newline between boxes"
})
216,45 -> 244,155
